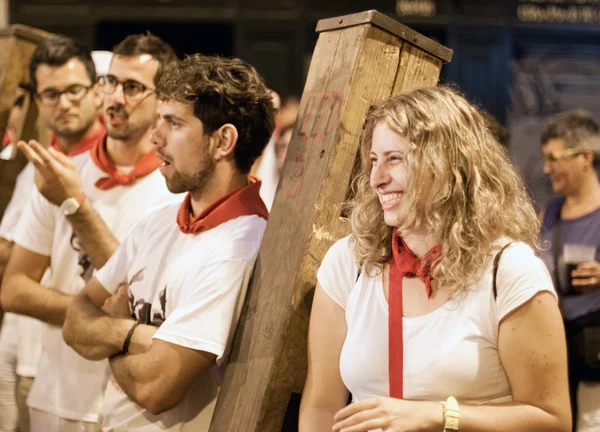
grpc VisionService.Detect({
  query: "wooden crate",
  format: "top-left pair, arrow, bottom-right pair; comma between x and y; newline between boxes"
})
0,24 -> 52,221
210,10 -> 452,431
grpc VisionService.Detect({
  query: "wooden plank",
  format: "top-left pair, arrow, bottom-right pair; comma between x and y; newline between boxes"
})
316,9 -> 453,63
0,25 -> 52,220
392,41 -> 443,93
210,23 -> 404,432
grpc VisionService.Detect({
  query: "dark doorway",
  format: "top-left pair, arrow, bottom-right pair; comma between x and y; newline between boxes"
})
96,21 -> 234,58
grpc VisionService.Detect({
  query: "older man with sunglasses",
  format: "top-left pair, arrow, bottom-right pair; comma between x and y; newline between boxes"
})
539,109 -> 600,432
1,33 -> 179,432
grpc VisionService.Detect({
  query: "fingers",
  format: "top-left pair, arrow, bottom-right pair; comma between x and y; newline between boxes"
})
17,140 -> 46,169
48,146 -> 77,169
115,284 -> 129,296
332,408 -> 381,432
27,142 -> 73,180
334,399 -> 375,422
571,277 -> 599,287
571,264 -> 600,279
574,261 -> 600,271
18,140 -> 63,176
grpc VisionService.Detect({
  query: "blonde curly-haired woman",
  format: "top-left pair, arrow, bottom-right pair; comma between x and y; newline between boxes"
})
299,86 -> 571,432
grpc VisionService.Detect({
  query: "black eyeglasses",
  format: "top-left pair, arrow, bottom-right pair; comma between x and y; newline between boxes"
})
36,84 -> 92,107
98,75 -> 155,101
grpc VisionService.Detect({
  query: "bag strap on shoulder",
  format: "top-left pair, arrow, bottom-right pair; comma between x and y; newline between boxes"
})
493,242 -> 514,300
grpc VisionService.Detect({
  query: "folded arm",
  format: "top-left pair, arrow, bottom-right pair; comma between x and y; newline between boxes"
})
0,244 -> 71,326
110,339 -> 216,415
65,276 -> 216,415
63,277 -> 156,360
0,237 -> 13,280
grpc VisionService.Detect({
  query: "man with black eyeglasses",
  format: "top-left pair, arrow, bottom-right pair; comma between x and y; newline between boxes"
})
1,33 -> 179,432
0,35 -> 105,432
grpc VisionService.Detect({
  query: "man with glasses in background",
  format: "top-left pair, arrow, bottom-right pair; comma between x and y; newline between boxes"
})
0,35 -> 105,432
539,110 -> 600,431
1,33 -> 179,432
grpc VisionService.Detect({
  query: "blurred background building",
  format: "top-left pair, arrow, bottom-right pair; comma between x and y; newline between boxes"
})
8,0 -> 600,210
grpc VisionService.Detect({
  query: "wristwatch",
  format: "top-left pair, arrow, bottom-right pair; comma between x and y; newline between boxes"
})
59,192 -> 86,216
441,396 -> 460,431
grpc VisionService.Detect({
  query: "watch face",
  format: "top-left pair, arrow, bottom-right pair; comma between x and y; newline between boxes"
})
62,198 -> 80,215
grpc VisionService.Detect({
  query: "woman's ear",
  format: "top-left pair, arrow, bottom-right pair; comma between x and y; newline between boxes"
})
213,123 -> 239,161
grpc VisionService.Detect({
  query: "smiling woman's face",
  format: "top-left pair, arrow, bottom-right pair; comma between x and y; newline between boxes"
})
369,122 -> 409,227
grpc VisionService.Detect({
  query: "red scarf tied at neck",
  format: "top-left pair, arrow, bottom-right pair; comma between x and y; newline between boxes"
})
91,138 -> 162,190
50,122 -> 106,157
388,227 -> 441,398
177,176 -> 268,234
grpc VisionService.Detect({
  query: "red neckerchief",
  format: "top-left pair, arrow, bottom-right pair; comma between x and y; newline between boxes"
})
50,121 -> 106,157
2,131 -> 11,147
389,227 -> 441,398
177,176 -> 268,234
90,136 -> 162,190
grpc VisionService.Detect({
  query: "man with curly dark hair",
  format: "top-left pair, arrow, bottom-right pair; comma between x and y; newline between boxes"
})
63,54 -> 275,431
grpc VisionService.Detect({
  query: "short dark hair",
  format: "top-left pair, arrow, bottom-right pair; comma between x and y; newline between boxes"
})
112,32 -> 178,86
29,36 -> 96,92
541,110 -> 600,166
156,54 -> 276,174
481,110 -> 509,149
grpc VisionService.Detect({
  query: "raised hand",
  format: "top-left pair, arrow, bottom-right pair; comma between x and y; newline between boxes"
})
17,139 -> 83,206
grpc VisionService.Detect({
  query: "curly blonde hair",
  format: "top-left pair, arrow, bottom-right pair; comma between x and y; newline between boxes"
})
349,86 -> 539,296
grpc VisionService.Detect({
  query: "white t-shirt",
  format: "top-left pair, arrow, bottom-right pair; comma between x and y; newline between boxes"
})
317,236 -> 557,406
0,160 -> 85,378
95,201 -> 266,431
13,153 -> 177,422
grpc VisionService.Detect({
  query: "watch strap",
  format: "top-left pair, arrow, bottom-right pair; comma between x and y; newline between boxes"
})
441,396 -> 460,431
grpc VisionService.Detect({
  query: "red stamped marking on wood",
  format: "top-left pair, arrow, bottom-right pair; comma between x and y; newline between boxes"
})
284,91 -> 345,199
297,91 -> 344,142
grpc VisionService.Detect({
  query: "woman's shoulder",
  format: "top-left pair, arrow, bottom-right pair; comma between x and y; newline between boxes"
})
321,235 -> 359,273
318,235 -> 361,309
490,238 -> 556,319
492,239 -> 538,264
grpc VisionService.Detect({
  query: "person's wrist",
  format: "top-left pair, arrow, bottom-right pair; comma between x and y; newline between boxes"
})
60,192 -> 86,216
422,401 -> 445,432
111,319 -> 138,357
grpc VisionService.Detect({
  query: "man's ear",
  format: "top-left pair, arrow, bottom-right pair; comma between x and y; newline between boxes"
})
92,83 -> 104,110
212,123 -> 238,162
583,149 -> 596,170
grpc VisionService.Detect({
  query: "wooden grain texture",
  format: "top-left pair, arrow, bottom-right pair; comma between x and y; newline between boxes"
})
210,23 -> 406,432
0,25 -> 52,220
316,9 -> 452,63
392,42 -> 443,94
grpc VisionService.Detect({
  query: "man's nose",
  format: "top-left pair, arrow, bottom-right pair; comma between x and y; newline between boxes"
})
57,92 -> 73,110
110,83 -> 126,106
150,120 -> 165,148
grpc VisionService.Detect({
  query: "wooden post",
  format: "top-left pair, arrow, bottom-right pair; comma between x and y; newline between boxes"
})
0,24 -> 51,221
210,10 -> 452,431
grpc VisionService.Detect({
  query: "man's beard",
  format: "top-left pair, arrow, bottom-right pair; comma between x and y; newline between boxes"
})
166,153 -> 216,195
51,115 -> 95,140
107,120 -> 150,141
